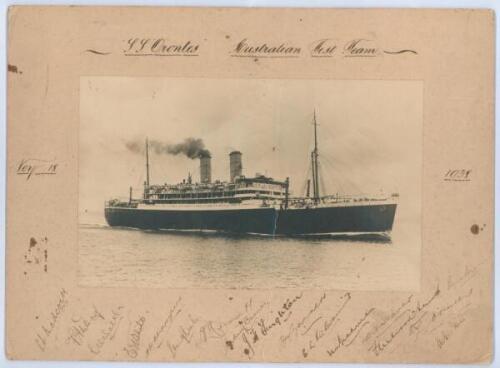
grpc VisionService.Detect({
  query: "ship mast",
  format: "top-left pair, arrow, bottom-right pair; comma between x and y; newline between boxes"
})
312,110 -> 320,203
145,137 -> 150,199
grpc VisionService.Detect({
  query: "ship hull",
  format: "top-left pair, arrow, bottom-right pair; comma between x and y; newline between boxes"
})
275,204 -> 397,235
105,203 -> 396,236
104,207 -> 277,235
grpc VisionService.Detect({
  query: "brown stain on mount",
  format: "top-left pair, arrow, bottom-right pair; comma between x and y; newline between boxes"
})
470,223 -> 486,235
29,237 -> 37,249
8,64 -> 22,74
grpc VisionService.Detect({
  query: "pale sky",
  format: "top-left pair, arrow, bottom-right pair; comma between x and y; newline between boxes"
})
80,77 -> 422,219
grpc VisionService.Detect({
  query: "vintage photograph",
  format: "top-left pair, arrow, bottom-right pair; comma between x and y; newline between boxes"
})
7,6 -> 493,363
79,77 -> 422,290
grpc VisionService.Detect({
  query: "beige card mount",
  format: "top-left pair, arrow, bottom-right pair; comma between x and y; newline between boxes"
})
6,6 -> 494,363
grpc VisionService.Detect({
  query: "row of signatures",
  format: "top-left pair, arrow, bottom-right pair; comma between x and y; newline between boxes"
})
31,260 -> 485,361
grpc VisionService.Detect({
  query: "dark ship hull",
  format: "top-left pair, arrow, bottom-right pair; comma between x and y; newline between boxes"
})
276,203 -> 397,235
104,206 -> 277,235
104,203 -> 397,236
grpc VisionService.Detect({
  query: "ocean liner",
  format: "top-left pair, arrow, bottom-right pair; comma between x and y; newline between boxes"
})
104,114 -> 398,236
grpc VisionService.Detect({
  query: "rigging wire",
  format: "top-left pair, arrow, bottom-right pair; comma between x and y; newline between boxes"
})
320,153 -> 361,195
314,114 -> 388,195
300,160 -> 312,197
326,120 -> 391,193
297,111 -> 317,197
317,161 -> 328,197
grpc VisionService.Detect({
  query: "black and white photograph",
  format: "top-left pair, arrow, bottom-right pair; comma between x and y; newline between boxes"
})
5,4 -> 496,364
79,77 -> 422,290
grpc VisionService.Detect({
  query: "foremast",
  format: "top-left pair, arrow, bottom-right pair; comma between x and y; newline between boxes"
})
144,137 -> 150,200
311,110 -> 320,203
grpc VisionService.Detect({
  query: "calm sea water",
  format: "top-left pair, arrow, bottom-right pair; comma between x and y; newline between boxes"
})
78,210 -> 420,291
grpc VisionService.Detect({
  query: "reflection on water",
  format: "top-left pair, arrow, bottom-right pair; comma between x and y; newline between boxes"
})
120,227 -> 392,243
78,212 -> 420,291
287,233 -> 392,243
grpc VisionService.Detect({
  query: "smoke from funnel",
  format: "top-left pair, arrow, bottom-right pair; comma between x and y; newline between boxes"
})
125,137 -> 211,159
166,138 -> 211,158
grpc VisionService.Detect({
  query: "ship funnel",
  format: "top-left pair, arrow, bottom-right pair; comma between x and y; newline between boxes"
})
229,151 -> 242,182
200,154 -> 211,183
